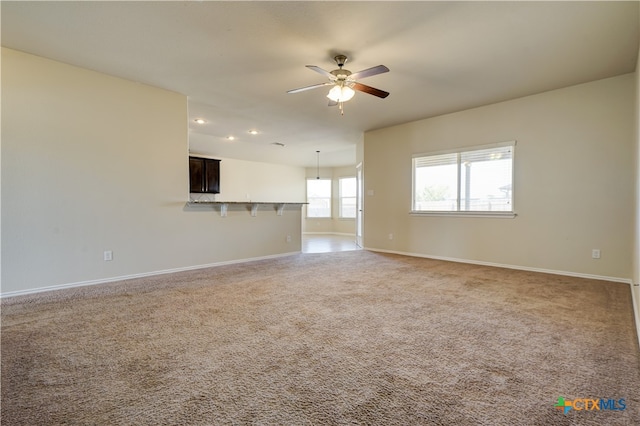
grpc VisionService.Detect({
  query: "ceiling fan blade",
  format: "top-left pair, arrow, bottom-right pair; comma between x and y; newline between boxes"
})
349,65 -> 389,80
328,99 -> 338,107
306,65 -> 336,80
287,82 -> 333,94
352,82 -> 389,98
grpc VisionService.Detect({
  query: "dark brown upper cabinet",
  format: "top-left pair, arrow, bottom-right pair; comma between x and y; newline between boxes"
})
189,156 -> 220,194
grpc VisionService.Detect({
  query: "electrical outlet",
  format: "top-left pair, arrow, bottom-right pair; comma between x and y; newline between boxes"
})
388,233 -> 394,240
286,235 -> 292,243
592,249 -> 601,259
104,250 -> 113,261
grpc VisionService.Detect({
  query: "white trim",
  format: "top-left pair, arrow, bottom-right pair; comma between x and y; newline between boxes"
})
410,211 -> 517,219
631,282 -> 640,348
303,232 -> 355,237
365,247 -> 633,284
0,251 -> 300,299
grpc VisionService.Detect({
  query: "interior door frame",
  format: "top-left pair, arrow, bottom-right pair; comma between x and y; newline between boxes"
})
356,162 -> 364,248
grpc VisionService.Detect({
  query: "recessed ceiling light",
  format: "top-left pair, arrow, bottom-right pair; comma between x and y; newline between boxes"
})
227,136 -> 235,141
194,118 -> 206,124
248,130 -> 259,135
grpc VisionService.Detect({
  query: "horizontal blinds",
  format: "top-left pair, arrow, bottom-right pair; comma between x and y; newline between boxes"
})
414,152 -> 457,168
460,145 -> 512,163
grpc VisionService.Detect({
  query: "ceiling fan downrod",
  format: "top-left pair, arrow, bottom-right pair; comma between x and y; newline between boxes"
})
334,54 -> 347,68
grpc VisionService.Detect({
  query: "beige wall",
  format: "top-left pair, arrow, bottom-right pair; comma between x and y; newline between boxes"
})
1,48 -> 305,295
188,155 -> 305,203
634,43 -> 640,333
364,74 -> 635,281
303,166 -> 357,235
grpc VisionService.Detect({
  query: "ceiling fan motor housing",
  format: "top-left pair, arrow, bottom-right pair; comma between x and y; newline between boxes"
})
332,55 -> 352,80
331,68 -> 352,81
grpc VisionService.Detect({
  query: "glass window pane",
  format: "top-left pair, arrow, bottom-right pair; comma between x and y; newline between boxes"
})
339,177 -> 357,218
307,179 -> 331,197
340,197 -> 356,218
412,144 -> 514,213
414,153 -> 458,211
308,199 -> 331,217
340,177 -> 357,197
307,179 -> 331,218
460,146 -> 512,211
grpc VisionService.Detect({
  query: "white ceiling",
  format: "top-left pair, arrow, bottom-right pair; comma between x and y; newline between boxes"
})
2,1 -> 638,167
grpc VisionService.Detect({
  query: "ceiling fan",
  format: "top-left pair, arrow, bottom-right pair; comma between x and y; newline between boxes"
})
287,55 -> 389,114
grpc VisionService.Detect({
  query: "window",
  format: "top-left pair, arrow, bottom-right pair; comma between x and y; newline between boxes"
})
339,177 -> 357,218
412,142 -> 514,215
306,179 -> 332,218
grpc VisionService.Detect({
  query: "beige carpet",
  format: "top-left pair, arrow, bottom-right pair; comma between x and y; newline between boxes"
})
2,251 -> 639,425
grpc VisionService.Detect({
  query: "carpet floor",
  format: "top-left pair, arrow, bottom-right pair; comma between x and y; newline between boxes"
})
2,251 -> 639,425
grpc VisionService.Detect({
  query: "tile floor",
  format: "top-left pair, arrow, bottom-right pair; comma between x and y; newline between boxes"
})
302,234 -> 361,254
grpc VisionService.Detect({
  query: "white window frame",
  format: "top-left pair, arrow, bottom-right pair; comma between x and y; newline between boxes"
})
411,141 -> 516,218
306,178 -> 332,218
338,176 -> 357,219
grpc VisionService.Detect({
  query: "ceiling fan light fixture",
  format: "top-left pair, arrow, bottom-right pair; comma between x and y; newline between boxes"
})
327,85 -> 355,102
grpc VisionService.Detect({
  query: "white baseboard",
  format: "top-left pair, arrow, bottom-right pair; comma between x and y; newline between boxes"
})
303,232 -> 355,237
0,251 -> 301,299
365,247 -> 633,284
631,282 -> 640,349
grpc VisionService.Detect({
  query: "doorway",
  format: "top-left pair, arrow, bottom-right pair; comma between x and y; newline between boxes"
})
356,163 -> 364,248
302,234 -> 361,253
